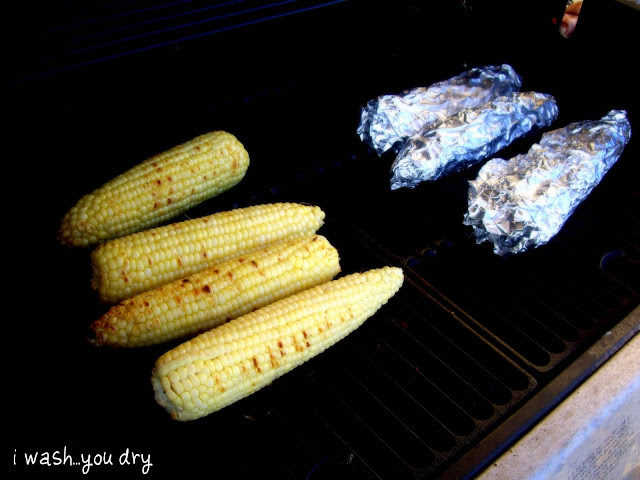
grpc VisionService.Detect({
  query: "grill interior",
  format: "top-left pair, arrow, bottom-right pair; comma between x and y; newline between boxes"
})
8,0 -> 349,80
8,1 -> 639,478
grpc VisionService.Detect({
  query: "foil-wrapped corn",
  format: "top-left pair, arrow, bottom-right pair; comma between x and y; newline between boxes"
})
463,110 -> 632,256
390,91 -> 559,189
357,64 -> 522,155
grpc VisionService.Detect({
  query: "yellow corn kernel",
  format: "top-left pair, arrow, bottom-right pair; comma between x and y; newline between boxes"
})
152,266 -> 404,421
90,235 -> 341,347
58,131 -> 250,247
91,203 -> 326,303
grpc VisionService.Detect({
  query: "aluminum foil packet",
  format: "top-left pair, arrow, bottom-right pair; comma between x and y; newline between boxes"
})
390,91 -> 559,190
357,64 -> 522,155
463,110 -> 632,256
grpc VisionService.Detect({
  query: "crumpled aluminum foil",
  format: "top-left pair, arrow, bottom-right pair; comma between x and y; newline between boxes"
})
357,64 -> 522,155
390,91 -> 559,190
463,110 -> 632,256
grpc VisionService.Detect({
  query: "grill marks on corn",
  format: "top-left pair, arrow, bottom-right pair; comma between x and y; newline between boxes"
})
58,131 -> 250,247
151,267 -> 404,421
91,203 -> 326,303
90,234 -> 341,347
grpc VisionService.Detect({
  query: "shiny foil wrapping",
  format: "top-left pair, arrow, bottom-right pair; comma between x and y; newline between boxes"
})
390,91 -> 559,190
357,64 -> 522,155
464,110 -> 632,256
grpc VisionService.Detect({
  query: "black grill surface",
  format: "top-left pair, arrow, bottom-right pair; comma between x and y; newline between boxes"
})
8,1 -> 639,479
7,0 -> 350,81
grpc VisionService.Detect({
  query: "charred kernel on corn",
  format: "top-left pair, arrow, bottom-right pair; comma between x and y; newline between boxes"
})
91,203 -> 326,304
151,266 -> 404,421
90,235 -> 341,347
58,131 -> 250,247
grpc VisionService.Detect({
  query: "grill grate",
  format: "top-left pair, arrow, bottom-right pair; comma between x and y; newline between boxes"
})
205,132 -> 638,477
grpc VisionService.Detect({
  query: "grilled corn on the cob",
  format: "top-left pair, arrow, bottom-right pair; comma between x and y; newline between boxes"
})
90,235 -> 341,347
91,203 -> 326,303
152,266 -> 404,421
59,131 -> 250,247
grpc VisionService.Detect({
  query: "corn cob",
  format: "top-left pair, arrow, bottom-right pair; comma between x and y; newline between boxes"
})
91,203 -> 326,304
152,266 -> 404,421
58,131 -> 250,247
90,235 -> 341,347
